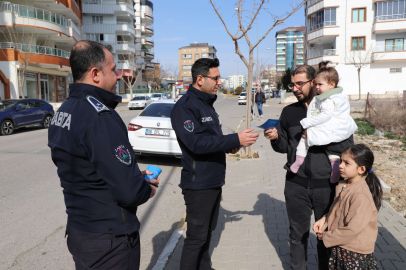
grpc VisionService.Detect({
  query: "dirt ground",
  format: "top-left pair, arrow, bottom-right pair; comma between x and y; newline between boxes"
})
351,108 -> 406,217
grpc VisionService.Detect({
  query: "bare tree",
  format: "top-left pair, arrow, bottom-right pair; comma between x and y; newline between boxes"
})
210,0 -> 306,156
345,47 -> 375,100
143,62 -> 161,91
119,50 -> 143,100
0,26 -> 48,99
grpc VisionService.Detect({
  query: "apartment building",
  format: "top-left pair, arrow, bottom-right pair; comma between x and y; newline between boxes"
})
305,0 -> 406,96
225,75 -> 247,90
83,0 -> 154,97
0,0 -> 82,101
275,27 -> 306,73
178,43 -> 217,83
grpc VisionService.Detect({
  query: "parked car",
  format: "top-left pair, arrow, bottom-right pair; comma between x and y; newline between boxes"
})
128,95 -> 152,110
264,90 -> 270,99
265,90 -> 274,99
0,99 -> 54,135
151,93 -> 167,102
238,92 -> 247,105
128,99 -> 182,158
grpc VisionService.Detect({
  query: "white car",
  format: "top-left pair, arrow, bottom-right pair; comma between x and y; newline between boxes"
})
128,95 -> 152,110
238,92 -> 247,105
128,99 -> 182,158
151,93 -> 167,102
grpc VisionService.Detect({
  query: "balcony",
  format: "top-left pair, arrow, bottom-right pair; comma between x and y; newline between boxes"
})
83,22 -> 135,35
141,38 -> 154,47
145,64 -> 155,70
308,0 -> 323,7
141,25 -> 154,37
372,45 -> 406,61
307,49 -> 339,66
141,50 -> 154,59
373,15 -> 406,34
141,12 -> 154,25
308,21 -> 339,42
113,42 -> 135,52
0,2 -> 81,40
83,0 -> 134,17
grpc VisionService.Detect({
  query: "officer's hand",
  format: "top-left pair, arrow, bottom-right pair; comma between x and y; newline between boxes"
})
238,128 -> 259,147
264,128 -> 278,141
148,179 -> 159,198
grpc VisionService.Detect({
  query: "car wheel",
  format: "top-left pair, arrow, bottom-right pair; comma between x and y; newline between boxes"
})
42,115 -> 52,128
1,120 -> 14,135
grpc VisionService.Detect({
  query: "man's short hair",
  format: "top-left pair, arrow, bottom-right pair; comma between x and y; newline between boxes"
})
191,58 -> 220,83
318,61 -> 332,70
291,65 -> 316,81
69,40 -> 113,82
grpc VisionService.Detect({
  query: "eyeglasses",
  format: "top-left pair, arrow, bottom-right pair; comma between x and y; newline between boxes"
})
203,75 -> 221,82
288,79 -> 313,90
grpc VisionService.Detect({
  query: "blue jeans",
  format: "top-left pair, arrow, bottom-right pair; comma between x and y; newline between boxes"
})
256,102 -> 263,116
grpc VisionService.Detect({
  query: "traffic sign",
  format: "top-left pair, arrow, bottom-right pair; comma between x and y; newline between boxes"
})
241,84 -> 244,87
228,87 -> 231,90
255,79 -> 262,85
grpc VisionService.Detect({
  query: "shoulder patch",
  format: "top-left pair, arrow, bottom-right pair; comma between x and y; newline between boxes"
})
114,145 -> 132,166
184,120 -> 194,132
86,96 -> 110,113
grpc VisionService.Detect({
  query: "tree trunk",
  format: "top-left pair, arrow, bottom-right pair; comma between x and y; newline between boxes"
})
357,68 -> 361,100
18,68 -> 26,99
245,50 -> 254,157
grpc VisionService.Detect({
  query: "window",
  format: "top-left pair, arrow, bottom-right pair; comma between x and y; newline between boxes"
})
182,54 -> 192,59
183,49 -> 186,52
195,49 -> 199,51
352,8 -> 366,22
202,53 -> 208,58
184,60 -> 186,63
189,49 -> 191,51
183,65 -> 192,70
202,48 -> 207,51
86,33 -> 104,42
195,53 -> 199,58
385,38 -> 404,51
352,37 -> 365,50
309,8 -> 337,31
376,0 -> 406,22
390,68 -> 402,73
277,44 -> 285,48
92,16 -> 103,24
184,71 -> 187,74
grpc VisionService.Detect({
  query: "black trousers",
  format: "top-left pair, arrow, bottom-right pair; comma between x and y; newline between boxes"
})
284,181 -> 335,270
180,187 -> 222,270
66,225 -> 140,270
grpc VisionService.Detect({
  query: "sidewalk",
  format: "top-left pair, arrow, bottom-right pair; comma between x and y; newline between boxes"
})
163,99 -> 406,270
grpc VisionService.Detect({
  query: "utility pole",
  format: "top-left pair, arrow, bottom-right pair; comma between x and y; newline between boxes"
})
257,20 -> 259,85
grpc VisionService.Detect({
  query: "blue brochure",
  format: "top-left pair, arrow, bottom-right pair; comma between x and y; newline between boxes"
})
251,119 -> 280,130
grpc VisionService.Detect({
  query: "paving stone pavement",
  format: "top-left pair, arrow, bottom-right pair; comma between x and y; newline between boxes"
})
164,101 -> 406,270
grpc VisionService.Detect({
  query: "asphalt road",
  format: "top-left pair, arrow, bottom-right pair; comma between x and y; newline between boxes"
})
0,93 -> 253,270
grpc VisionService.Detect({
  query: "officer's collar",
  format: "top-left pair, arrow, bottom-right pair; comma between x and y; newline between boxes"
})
68,83 -> 122,109
187,85 -> 217,105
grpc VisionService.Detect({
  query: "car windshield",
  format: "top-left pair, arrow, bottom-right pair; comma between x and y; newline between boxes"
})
132,96 -> 146,100
139,103 -> 174,118
240,93 -> 246,96
179,92 -> 185,95
153,94 -> 162,97
0,100 -> 17,111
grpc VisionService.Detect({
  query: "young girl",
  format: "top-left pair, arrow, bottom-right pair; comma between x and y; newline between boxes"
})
313,144 -> 382,269
290,67 -> 358,183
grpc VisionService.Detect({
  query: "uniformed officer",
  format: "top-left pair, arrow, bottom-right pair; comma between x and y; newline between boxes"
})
48,40 -> 159,270
171,58 -> 259,270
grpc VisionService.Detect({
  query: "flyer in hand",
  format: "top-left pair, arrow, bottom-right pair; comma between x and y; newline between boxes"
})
251,119 -> 280,130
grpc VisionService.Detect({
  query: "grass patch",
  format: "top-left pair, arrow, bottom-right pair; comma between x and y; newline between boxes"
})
384,132 -> 397,140
354,118 -> 375,135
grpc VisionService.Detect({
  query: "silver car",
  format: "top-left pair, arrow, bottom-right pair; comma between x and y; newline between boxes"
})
128,95 -> 153,110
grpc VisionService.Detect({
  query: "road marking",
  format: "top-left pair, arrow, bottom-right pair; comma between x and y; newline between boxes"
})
234,117 -> 245,133
152,212 -> 187,270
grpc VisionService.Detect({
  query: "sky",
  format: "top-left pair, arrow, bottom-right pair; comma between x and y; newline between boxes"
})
153,0 -> 306,78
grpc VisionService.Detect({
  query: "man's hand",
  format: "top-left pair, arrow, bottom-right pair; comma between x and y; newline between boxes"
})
264,128 -> 278,141
227,146 -> 242,154
142,170 -> 160,198
238,128 -> 259,147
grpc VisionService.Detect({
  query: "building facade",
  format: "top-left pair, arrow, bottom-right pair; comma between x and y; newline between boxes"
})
305,0 -> 406,96
226,75 -> 247,90
0,0 -> 82,101
82,0 -> 154,98
275,26 -> 306,73
178,43 -> 217,83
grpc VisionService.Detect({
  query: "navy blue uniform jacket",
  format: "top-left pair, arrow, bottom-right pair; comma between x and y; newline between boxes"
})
171,85 -> 240,190
48,83 -> 151,236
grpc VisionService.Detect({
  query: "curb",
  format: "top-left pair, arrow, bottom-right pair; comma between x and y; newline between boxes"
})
151,213 -> 186,270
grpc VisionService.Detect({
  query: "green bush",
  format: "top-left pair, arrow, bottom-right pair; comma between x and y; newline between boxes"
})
354,118 -> 375,135
384,132 -> 397,139
234,86 -> 243,95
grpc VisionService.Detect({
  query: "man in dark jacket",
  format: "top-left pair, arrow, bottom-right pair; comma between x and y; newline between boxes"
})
264,65 -> 353,270
48,41 -> 159,269
171,58 -> 259,270
254,88 -> 266,118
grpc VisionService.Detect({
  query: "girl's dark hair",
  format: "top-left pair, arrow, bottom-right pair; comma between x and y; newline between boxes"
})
315,67 -> 339,88
343,144 -> 383,210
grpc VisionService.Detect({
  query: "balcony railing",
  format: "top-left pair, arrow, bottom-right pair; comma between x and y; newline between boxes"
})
308,49 -> 337,59
374,14 -> 406,23
0,1 -> 77,29
0,42 -> 70,58
308,0 -> 323,6
309,21 -> 337,32
374,44 -> 406,52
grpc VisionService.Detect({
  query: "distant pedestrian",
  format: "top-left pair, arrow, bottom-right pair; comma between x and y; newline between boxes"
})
264,65 -> 353,270
255,88 -> 266,118
171,58 -> 259,270
313,144 -> 382,270
48,40 -> 159,270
